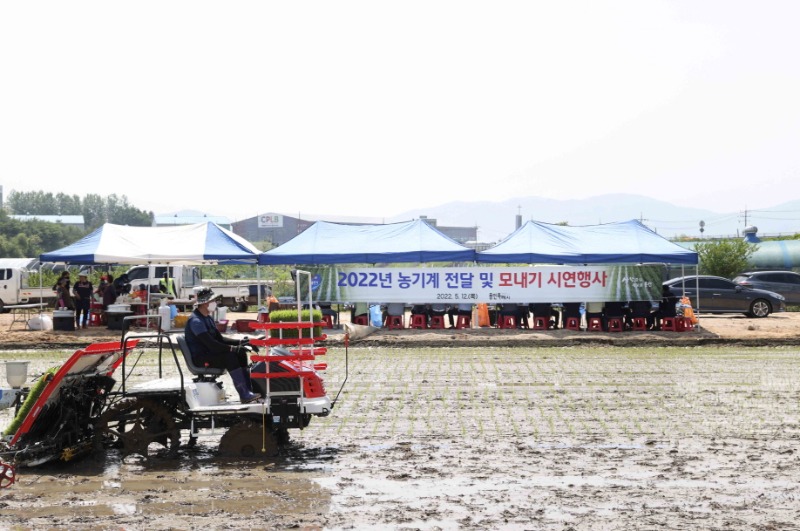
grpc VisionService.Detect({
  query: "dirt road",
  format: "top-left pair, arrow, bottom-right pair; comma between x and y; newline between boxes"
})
2,310 -> 799,350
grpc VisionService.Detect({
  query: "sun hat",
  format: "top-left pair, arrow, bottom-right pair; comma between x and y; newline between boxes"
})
194,287 -> 220,305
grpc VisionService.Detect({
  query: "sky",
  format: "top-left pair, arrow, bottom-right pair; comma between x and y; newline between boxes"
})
2,1 -> 799,225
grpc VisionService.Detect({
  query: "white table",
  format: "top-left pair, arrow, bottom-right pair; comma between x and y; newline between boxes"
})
6,303 -> 49,330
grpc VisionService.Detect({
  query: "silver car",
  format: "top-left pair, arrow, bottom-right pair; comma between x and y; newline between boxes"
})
664,275 -> 786,318
733,271 -> 800,306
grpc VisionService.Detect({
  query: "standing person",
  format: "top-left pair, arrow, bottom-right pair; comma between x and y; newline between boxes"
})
113,273 -> 131,296
53,271 -> 74,310
94,275 -> 108,303
267,290 -> 280,312
103,274 -> 118,310
159,271 -> 177,298
132,283 -> 149,301
184,288 -> 261,404
72,270 -> 94,329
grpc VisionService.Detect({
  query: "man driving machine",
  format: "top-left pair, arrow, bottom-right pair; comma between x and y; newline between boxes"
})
184,288 -> 261,403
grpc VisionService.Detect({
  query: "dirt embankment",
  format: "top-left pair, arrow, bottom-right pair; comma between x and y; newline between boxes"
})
1,311 -> 798,350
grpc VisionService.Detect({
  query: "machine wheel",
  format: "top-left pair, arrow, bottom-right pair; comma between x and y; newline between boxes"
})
94,398 -> 180,458
748,299 -> 771,318
234,301 -> 248,313
0,461 -> 16,488
218,421 -> 279,458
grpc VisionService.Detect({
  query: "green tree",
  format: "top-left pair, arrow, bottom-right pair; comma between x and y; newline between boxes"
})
0,210 -> 84,258
82,193 -> 107,230
695,239 -> 757,278
6,190 -> 152,229
55,192 -> 82,215
7,190 -> 58,214
105,194 -> 152,226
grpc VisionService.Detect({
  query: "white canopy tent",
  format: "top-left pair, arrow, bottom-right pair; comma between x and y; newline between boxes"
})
39,222 -> 264,313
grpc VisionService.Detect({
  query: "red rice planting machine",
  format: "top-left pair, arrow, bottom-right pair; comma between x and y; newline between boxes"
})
0,270 -> 345,485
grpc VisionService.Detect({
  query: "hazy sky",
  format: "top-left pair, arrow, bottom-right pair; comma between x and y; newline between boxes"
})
2,1 -> 798,224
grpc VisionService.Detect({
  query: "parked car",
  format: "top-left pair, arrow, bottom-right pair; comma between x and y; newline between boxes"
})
663,275 -> 786,318
732,271 -> 800,306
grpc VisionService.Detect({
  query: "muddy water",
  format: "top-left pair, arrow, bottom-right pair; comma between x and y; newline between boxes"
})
2,441 -> 336,530
2,345 -> 800,530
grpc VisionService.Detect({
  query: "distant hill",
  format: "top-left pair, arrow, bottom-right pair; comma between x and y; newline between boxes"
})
166,196 -> 800,244
386,194 -> 800,243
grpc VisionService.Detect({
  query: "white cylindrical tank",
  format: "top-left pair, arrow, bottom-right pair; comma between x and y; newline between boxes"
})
159,300 -> 172,332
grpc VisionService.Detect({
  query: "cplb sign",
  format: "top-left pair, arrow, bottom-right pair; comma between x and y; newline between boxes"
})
258,214 -> 283,228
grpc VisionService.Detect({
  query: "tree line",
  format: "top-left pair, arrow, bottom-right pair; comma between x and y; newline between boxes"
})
1,189 -> 757,279
1,190 -> 152,258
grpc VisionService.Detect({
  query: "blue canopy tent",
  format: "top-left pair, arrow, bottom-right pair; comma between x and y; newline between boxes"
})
475,220 -> 698,265
39,222 -> 264,312
258,220 -> 476,265
40,222 -> 261,265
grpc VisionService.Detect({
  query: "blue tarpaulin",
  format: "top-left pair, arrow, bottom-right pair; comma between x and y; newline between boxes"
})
40,222 -> 261,265
258,220 -> 476,265
475,220 -> 698,265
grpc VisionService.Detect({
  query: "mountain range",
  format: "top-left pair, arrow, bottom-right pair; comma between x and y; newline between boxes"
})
385,194 -> 800,243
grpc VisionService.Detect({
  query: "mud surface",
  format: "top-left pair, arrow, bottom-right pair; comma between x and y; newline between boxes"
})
1,312 -> 800,529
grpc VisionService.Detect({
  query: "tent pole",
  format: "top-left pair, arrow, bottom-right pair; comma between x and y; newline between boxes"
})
257,264 -> 261,309
38,261 -> 45,316
147,263 -> 154,328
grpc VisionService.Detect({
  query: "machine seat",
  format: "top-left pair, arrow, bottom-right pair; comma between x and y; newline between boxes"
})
174,334 -> 225,378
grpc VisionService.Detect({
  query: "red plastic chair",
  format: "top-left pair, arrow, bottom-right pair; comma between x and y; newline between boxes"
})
498,315 -> 517,329
661,317 -> 678,331
429,315 -> 445,329
532,316 -> 548,330
409,314 -> 427,329
606,317 -> 624,332
386,315 -> 404,329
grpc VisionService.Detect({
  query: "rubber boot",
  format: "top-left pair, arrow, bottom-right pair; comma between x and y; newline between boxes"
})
229,367 -> 261,404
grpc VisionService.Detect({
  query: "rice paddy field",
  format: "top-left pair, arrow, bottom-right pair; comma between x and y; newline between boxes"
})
2,344 -> 800,530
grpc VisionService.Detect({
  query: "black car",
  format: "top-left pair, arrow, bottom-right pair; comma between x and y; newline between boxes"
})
732,271 -> 800,306
663,275 -> 786,318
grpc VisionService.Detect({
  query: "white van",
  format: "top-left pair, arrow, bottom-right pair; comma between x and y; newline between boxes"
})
125,265 -> 253,311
